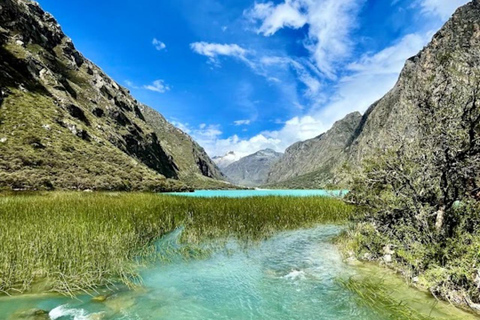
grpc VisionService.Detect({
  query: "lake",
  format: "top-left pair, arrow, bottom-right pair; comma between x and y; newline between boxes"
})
166,189 -> 349,198
0,225 -> 475,319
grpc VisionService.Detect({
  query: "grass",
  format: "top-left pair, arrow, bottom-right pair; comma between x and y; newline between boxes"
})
0,192 -> 352,296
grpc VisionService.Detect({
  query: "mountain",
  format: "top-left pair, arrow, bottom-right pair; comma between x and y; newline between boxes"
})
0,0 -> 223,191
266,112 -> 362,188
212,151 -> 242,169
139,106 -> 225,187
266,0 -> 480,189
222,149 -> 283,187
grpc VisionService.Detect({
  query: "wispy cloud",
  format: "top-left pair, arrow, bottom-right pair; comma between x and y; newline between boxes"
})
144,80 -> 171,93
124,80 -> 139,89
152,38 -> 166,51
190,42 -> 249,66
418,0 -> 469,20
234,119 -> 251,126
245,1 -> 307,36
245,0 -> 363,78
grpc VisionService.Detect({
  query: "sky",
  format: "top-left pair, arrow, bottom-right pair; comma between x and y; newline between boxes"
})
36,0 -> 470,158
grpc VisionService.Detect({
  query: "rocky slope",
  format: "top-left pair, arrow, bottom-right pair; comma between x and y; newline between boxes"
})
267,0 -> 480,189
140,106 -> 226,188
222,149 -> 283,187
0,0 -> 223,191
267,112 -> 362,188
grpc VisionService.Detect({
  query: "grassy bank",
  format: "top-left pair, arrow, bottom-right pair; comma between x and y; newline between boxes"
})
0,192 -> 352,296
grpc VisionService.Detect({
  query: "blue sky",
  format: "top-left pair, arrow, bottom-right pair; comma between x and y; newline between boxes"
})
36,0 -> 469,157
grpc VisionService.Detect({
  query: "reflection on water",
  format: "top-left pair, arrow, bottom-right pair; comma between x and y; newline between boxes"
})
0,226 -> 477,320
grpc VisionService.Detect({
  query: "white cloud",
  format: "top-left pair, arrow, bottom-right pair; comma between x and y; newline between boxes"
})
245,0 -> 363,77
190,42 -> 249,65
419,0 -> 469,20
348,33 -> 430,76
246,1 -> 307,36
152,38 -> 166,51
144,80 -> 171,93
124,80 -> 139,89
310,31 -> 432,123
192,115 -> 327,158
234,119 -> 251,126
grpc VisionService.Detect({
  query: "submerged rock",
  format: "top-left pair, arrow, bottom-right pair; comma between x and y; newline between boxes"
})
12,308 -> 49,320
91,295 -> 108,302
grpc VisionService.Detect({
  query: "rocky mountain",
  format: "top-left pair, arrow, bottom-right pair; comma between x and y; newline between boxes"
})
140,106 -> 226,188
212,151 -> 242,169
267,0 -> 480,189
266,112 -> 362,188
222,149 -> 283,187
0,0 -> 224,191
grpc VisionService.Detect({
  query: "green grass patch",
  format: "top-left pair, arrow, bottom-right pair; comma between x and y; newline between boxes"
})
0,192 -> 352,296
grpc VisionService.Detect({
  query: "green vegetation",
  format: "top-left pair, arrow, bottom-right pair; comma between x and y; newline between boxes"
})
0,192 -> 352,296
342,70 -> 480,307
264,166 -> 339,190
0,90 -> 185,192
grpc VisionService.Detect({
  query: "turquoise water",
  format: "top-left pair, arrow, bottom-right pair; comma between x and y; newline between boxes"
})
0,226 -> 374,319
1,226 -> 475,319
166,189 -> 348,198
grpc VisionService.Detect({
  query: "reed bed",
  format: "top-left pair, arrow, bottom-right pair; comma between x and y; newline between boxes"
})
0,192 -> 352,295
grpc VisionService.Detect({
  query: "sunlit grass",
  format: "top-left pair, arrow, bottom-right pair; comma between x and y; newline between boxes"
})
0,192 -> 352,296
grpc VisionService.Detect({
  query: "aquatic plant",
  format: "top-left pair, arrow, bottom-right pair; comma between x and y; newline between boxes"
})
0,192 -> 352,295
340,277 -> 436,320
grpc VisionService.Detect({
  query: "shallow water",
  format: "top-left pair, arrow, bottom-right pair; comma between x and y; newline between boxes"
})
166,189 -> 348,198
0,226 -> 477,320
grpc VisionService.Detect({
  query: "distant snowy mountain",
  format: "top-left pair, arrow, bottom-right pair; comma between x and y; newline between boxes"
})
212,151 -> 243,169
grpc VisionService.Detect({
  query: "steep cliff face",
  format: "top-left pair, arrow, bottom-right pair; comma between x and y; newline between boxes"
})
0,0 -> 220,190
267,112 -> 362,188
267,0 -> 480,189
222,149 -> 283,187
140,105 -> 227,188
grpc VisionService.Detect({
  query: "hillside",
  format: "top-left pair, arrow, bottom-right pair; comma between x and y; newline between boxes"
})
0,0 -> 223,191
267,0 -> 480,189
222,149 -> 282,187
